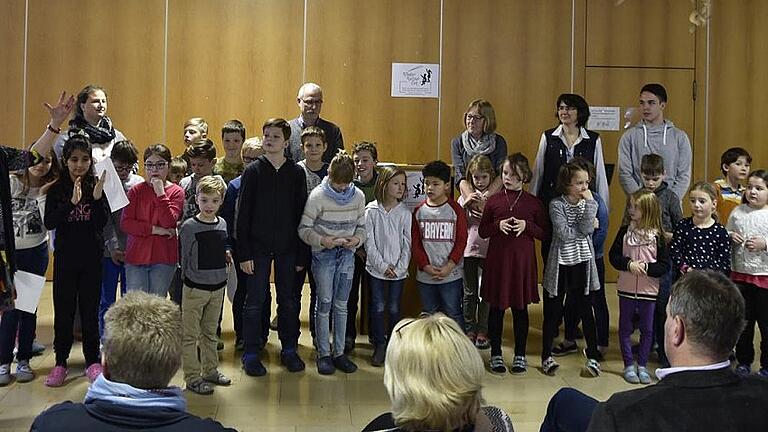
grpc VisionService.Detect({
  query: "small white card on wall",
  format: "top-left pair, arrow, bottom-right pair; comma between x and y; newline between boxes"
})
587,106 -> 621,131
391,63 -> 440,98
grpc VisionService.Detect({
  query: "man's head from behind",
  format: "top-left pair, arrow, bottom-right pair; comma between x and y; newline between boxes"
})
102,292 -> 182,389
666,270 -> 745,365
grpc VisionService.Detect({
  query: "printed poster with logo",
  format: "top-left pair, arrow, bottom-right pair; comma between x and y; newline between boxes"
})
391,63 -> 440,98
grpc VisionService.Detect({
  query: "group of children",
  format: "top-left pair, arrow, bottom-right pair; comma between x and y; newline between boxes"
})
1,110 -> 766,395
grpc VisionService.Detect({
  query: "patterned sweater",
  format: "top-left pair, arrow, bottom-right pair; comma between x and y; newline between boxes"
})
726,204 -> 768,276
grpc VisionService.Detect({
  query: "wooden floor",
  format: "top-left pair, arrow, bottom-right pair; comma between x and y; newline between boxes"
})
0,282 -> 759,431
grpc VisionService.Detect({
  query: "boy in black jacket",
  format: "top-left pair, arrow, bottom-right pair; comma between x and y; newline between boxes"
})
236,118 -> 308,376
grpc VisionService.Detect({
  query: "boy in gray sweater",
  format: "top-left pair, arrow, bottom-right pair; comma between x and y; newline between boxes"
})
179,175 -> 231,395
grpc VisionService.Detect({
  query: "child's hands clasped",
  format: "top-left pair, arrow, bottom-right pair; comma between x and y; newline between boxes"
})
500,217 -> 525,237
152,226 -> 176,238
745,236 -> 767,252
629,261 -> 647,275
384,265 -> 397,279
730,231 -> 745,244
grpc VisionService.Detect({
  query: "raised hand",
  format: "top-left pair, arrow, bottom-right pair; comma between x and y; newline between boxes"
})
39,178 -> 58,195
71,177 -> 83,204
94,169 -> 107,200
150,177 -> 166,197
44,91 -> 75,128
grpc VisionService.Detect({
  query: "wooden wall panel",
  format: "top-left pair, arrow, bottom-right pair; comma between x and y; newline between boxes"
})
166,0 -> 303,157
0,0 -> 26,148
586,0 -> 696,68
708,0 -> 768,177
305,0 -> 440,165
440,0 -> 573,164
25,0 -> 165,154
585,67 -> 695,280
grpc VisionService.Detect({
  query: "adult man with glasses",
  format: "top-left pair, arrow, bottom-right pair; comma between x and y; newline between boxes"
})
286,83 -> 344,163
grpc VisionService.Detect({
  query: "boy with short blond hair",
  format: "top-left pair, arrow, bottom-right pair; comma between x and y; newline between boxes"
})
183,117 -> 208,147
179,175 -> 231,395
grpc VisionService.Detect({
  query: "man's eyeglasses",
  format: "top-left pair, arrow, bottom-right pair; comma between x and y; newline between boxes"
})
301,99 -> 323,106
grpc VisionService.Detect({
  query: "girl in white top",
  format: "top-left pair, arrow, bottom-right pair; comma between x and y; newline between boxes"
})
728,169 -> 768,376
0,150 -> 59,384
364,166 -> 411,367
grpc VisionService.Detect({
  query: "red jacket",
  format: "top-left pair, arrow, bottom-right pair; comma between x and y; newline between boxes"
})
121,182 -> 184,265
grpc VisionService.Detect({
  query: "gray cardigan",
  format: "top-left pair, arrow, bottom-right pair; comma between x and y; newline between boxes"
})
543,196 -> 601,297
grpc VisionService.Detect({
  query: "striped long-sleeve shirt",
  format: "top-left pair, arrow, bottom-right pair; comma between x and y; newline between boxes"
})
298,185 -> 367,253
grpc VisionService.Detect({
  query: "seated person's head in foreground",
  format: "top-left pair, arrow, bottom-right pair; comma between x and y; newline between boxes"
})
666,269 -> 745,366
385,313 -> 485,431
102,291 -> 182,389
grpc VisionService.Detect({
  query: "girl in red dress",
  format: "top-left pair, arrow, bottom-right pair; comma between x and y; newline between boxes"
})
479,153 -> 548,374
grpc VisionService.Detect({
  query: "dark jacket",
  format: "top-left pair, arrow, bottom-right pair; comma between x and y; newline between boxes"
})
536,127 -> 600,207
587,368 -> 768,432
235,155 -> 307,260
31,400 -> 236,431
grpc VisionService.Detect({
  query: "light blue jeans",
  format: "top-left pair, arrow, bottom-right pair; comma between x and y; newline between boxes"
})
125,263 -> 177,298
312,247 -> 355,358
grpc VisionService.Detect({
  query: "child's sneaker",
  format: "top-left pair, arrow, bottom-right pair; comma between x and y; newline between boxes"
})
475,333 -> 490,350
333,355 -> 358,373
0,364 -> 11,386
44,366 -> 68,387
637,366 -> 652,384
585,358 -> 601,377
489,355 -> 507,374
735,363 -> 752,376
510,356 -> 527,375
203,370 -> 232,386
371,345 -> 386,367
186,378 -> 214,395
85,363 -> 103,383
316,356 -> 335,375
15,360 -> 35,383
758,368 -> 768,378
280,350 -> 306,372
552,341 -> 578,357
542,356 -> 559,376
243,353 -> 267,377
623,366 -> 640,384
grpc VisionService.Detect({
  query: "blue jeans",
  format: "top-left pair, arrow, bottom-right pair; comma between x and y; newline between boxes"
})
99,257 -> 127,337
125,263 -> 176,297
540,388 -> 598,432
417,278 -> 464,329
243,252 -> 299,354
368,275 -> 404,346
313,247 -> 355,357
0,242 -> 48,364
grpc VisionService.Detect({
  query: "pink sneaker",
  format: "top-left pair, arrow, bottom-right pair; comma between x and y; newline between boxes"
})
44,366 -> 68,387
85,363 -> 103,383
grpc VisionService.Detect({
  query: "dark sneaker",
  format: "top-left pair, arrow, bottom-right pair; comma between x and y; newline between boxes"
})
243,353 -> 267,377
475,333 -> 490,350
542,356 -> 559,376
333,355 -> 358,373
758,368 -> 768,378
585,358 -> 601,377
552,341 -> 578,357
187,378 -> 214,395
735,363 -> 751,376
235,339 -> 244,351
371,345 -> 386,367
281,351 -> 306,372
510,356 -> 527,375
317,356 -> 335,375
489,355 -> 507,374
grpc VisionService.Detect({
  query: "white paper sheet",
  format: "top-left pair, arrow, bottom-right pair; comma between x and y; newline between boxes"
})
13,271 -> 46,314
226,263 -> 238,303
391,63 -> 440,98
94,158 -> 130,212
587,106 -> 621,131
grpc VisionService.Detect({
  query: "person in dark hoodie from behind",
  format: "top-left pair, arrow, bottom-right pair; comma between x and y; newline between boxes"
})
31,292 -> 235,432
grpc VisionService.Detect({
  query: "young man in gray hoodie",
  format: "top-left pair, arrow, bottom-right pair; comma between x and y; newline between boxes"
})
617,83 -> 692,200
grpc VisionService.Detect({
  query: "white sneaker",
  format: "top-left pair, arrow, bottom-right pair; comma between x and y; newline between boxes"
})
0,364 -> 11,386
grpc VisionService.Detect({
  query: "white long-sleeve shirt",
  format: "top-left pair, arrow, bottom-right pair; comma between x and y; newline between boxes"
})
364,200 -> 412,280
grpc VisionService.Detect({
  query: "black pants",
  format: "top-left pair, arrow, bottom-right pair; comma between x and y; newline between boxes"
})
295,263 -> 318,339
542,262 -> 599,360
488,306 -> 529,357
564,256 -> 609,347
735,281 -> 768,369
346,252 -> 367,344
53,255 -> 102,367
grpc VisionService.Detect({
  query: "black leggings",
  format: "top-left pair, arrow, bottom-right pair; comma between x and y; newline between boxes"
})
488,307 -> 529,357
53,257 -> 102,367
542,262 -> 599,361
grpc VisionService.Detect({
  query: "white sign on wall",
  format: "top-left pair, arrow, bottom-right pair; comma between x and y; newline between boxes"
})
587,106 -> 621,131
391,63 -> 440,98
402,170 -> 426,211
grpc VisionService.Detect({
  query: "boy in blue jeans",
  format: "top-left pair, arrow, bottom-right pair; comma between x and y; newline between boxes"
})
411,161 -> 468,327
236,119 -> 308,376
